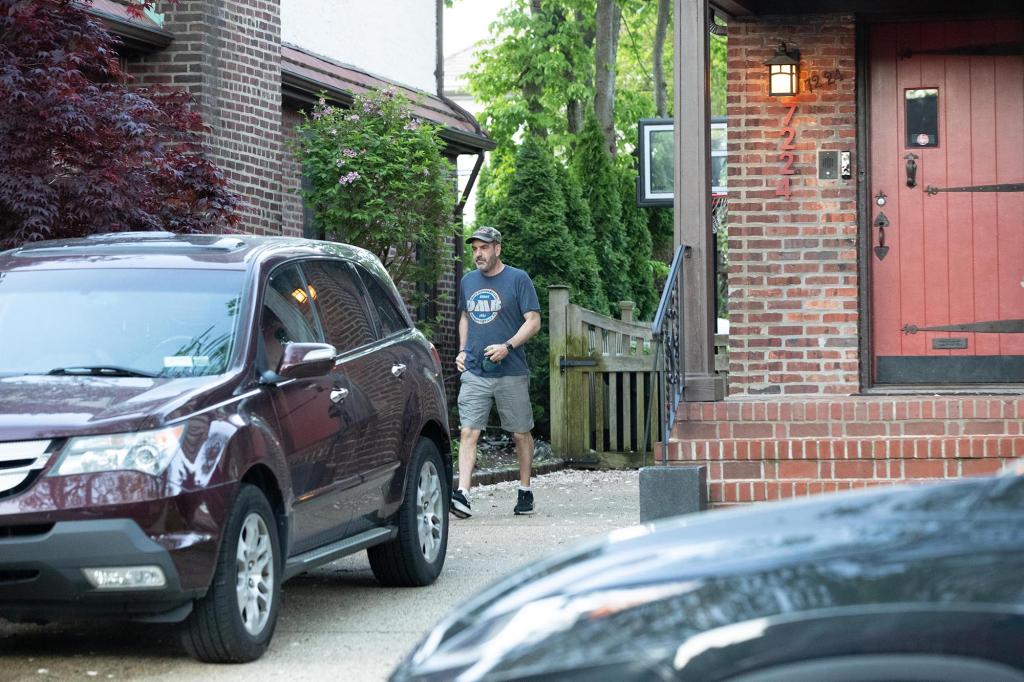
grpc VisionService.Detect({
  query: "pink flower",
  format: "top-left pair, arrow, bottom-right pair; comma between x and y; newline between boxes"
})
338,171 -> 360,186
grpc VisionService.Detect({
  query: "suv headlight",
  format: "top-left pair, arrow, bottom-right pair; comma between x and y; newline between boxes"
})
50,425 -> 185,477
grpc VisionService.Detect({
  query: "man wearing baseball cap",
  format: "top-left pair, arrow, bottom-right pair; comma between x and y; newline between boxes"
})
451,226 -> 541,518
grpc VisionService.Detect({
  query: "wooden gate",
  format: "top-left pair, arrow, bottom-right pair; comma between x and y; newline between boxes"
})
548,286 -> 660,468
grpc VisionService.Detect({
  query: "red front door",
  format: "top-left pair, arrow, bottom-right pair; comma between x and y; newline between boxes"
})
869,20 -> 1024,384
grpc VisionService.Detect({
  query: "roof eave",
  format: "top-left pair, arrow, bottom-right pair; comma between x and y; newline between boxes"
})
87,8 -> 174,55
281,66 -> 495,154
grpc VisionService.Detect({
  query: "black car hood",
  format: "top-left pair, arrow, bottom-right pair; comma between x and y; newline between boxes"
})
399,475 -> 1024,681
0,374 -> 227,439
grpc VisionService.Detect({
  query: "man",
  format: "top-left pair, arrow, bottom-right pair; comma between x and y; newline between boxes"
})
451,226 -> 541,518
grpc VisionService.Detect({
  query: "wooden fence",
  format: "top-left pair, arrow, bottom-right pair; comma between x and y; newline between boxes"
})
549,285 -> 660,468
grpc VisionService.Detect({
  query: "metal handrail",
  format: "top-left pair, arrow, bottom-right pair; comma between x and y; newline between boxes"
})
650,244 -> 688,464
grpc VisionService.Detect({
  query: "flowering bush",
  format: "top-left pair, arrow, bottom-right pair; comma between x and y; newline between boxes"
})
293,88 -> 454,290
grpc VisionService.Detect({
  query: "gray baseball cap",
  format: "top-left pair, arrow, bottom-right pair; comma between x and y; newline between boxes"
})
466,226 -> 502,244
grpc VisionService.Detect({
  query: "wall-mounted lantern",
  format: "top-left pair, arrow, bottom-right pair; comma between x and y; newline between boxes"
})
765,42 -> 800,97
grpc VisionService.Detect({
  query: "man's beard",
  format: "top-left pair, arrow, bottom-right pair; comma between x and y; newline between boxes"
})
476,254 -> 497,272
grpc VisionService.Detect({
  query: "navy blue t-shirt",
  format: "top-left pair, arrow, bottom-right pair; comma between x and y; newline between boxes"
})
458,265 -> 540,377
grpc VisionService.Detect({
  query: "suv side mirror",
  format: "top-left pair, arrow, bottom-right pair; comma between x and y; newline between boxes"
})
276,342 -> 337,380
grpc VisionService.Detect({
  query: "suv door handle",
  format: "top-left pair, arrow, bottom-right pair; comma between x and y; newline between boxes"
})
330,387 -> 349,404
391,363 -> 407,378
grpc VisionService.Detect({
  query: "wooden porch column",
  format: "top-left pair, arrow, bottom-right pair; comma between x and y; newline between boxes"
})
674,0 -> 725,401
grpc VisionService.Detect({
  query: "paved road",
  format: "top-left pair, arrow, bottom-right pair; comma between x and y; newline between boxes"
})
0,469 -> 641,681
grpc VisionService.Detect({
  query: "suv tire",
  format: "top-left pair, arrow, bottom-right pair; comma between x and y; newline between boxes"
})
369,438 -> 449,587
180,484 -> 281,663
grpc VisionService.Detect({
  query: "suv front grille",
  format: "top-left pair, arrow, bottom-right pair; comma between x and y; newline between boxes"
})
0,440 -> 52,498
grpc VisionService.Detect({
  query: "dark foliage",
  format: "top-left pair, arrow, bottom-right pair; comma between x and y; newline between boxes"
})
570,116 -> 630,312
555,162 -> 607,314
618,167 -> 657,319
0,0 -> 238,249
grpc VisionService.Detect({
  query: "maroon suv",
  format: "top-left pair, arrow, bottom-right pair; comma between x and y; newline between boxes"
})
0,232 -> 452,662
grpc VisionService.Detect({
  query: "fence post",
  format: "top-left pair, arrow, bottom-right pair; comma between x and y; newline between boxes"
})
618,300 -> 635,323
548,285 -> 570,458
617,300 -> 635,355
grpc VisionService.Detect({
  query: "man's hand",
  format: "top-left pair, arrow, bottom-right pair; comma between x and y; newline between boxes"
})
484,344 -> 511,362
456,350 -> 467,372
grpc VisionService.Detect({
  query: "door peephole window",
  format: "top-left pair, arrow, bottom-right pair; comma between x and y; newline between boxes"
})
905,88 -> 939,148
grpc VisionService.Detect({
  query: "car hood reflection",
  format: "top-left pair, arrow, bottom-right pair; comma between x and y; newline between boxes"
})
0,374 -> 225,439
398,476 -> 1024,681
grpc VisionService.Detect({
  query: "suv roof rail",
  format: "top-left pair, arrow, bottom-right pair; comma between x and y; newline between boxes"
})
85,231 -> 178,240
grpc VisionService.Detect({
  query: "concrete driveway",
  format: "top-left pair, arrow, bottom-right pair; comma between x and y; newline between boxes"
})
0,469 -> 640,681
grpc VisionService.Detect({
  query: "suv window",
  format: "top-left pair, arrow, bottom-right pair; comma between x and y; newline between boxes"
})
261,264 -> 322,369
355,265 -> 408,337
0,268 -> 242,378
302,260 -> 376,353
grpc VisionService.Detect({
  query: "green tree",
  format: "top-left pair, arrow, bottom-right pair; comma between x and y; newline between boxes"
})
292,88 -> 453,292
555,163 -> 607,313
571,116 -> 630,311
468,0 -> 594,150
618,168 -> 657,319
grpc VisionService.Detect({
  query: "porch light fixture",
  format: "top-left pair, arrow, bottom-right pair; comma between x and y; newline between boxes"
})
765,42 -> 800,97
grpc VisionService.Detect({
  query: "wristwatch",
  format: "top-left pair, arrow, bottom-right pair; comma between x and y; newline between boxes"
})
504,342 -> 514,353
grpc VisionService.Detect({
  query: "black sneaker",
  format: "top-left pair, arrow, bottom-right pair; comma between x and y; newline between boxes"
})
513,489 -> 534,515
451,489 -> 472,518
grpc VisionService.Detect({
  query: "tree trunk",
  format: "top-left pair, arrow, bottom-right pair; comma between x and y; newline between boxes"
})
524,0 -> 547,136
653,0 -> 670,118
570,9 -> 595,135
594,0 -> 620,156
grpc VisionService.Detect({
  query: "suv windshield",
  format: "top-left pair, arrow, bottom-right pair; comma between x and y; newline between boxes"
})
0,268 -> 244,378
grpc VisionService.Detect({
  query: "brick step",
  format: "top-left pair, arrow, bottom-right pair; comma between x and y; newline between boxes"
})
674,417 -> 1023,440
661,434 -> 1024,461
679,396 -> 1024,423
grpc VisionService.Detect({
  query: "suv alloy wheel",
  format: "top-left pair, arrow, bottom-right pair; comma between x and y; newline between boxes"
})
368,438 -> 450,586
180,484 -> 281,663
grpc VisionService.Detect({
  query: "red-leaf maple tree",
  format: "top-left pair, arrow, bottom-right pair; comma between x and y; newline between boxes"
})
0,0 -> 240,249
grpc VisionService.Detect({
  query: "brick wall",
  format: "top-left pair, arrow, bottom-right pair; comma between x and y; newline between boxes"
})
126,0 -> 283,235
281,106 -> 305,237
664,396 -> 1024,506
726,17 -> 859,396
435,232 -> 461,384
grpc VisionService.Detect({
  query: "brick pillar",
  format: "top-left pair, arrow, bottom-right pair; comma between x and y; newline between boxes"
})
726,17 -> 859,396
126,1 -> 283,235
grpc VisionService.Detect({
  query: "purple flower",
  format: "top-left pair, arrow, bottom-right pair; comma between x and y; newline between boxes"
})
346,114 -> 360,122
404,118 -> 421,131
342,148 -> 359,158
338,171 -> 360,186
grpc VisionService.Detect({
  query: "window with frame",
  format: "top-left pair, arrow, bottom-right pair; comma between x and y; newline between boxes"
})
261,264 -> 322,369
354,266 -> 408,337
302,260 -> 376,353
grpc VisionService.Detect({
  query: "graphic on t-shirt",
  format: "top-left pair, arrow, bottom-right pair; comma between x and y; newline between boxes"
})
467,288 -> 502,324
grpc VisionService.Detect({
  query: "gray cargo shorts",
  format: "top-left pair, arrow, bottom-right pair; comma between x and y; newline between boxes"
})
458,371 -> 534,433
